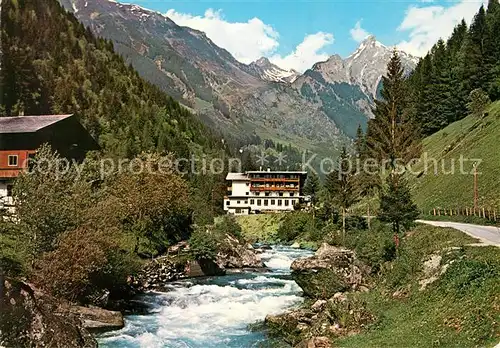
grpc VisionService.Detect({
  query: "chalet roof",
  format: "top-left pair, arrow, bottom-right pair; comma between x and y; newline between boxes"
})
226,173 -> 249,181
0,115 -> 73,134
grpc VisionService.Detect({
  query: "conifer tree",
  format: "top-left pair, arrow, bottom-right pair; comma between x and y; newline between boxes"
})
366,51 -> 421,238
325,147 -> 360,240
378,175 -> 419,236
303,171 -> 320,205
366,50 -> 421,171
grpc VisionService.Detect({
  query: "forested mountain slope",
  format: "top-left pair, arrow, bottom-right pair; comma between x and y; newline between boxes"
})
406,2 -> 500,136
411,101 -> 500,211
1,0 -> 223,158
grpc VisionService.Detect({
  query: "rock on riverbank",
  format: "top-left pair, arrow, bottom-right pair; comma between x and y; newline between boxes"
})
0,277 -> 97,348
291,243 -> 368,299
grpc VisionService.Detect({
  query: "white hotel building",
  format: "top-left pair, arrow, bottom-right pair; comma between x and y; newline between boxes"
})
223,170 -> 307,215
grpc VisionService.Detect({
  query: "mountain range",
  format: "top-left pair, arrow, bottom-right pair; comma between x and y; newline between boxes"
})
59,0 -> 418,152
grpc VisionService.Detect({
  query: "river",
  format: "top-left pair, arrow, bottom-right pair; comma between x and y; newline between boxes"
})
98,246 -> 313,348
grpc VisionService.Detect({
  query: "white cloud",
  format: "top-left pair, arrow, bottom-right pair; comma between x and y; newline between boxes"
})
350,20 -> 370,42
165,8 -> 279,64
269,32 -> 334,72
397,0 -> 487,56
165,8 -> 334,72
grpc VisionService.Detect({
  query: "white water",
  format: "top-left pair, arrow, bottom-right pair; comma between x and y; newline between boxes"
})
98,246 -> 313,348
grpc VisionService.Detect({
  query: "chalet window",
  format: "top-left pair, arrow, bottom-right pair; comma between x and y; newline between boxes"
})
278,200 -> 282,206
6,185 -> 13,197
8,155 -> 18,167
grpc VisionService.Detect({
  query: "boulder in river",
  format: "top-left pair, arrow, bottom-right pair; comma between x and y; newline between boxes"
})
291,243 -> 366,299
69,305 -> 125,333
216,234 -> 264,269
0,277 -> 97,347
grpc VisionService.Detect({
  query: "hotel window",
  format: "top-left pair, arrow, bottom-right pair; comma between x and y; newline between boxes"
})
226,201 -> 230,205
290,193 -> 295,197
279,193 -> 284,197
257,199 -> 262,206
250,199 -> 255,204
255,192 -> 260,196
7,185 -> 13,197
246,192 -> 249,195
265,192 -> 270,196
236,208 -> 242,214
245,200 -> 248,204
264,199 -> 269,206
284,200 -> 289,206
278,200 -> 282,206
8,155 -> 18,167
237,201 -> 241,204
271,199 -> 275,205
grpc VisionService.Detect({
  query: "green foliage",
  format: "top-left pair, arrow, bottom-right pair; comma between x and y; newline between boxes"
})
189,227 -> 218,261
336,225 -> 499,348
467,88 -> 491,117
406,2 -> 500,136
1,0 -> 221,158
303,171 -> 320,204
213,215 -> 243,240
367,51 -> 422,170
13,145 -> 95,257
7,147 -> 194,302
411,101 -> 500,211
277,211 -> 317,242
378,175 -> 419,234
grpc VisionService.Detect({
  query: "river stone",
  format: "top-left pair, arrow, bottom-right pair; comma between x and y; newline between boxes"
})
69,305 -> 125,333
0,277 -> 97,347
291,243 -> 365,299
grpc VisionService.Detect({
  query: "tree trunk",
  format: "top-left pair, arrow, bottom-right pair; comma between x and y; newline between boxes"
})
367,204 -> 371,230
342,206 -> 346,244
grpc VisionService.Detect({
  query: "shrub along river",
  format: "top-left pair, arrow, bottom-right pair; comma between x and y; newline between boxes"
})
98,246 -> 313,347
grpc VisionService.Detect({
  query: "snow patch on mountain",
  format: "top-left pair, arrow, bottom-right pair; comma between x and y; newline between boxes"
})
247,57 -> 300,83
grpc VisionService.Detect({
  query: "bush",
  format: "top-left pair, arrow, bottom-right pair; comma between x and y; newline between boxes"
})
277,212 -> 316,242
33,226 -> 140,303
344,224 -> 396,274
189,228 -> 218,261
213,215 -> 243,240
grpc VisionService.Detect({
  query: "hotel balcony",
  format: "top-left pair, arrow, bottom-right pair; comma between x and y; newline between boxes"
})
250,186 -> 299,192
249,177 -> 300,183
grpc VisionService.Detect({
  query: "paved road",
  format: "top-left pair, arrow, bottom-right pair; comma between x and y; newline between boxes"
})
417,220 -> 500,246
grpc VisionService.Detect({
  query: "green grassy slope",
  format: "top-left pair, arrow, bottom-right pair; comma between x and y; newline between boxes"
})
412,101 -> 500,211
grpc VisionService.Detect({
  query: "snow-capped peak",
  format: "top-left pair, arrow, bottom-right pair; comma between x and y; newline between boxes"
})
248,57 -> 300,83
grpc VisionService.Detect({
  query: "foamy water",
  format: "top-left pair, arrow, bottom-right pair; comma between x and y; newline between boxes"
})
98,246 -> 313,348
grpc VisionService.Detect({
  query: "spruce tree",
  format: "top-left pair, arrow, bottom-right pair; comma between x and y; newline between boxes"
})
378,175 -> 419,235
366,51 -> 421,238
325,147 -> 360,240
303,171 -> 320,205
366,50 -> 421,170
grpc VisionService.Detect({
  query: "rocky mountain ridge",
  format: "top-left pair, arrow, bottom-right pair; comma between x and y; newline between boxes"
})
247,57 -> 300,83
59,0 -> 417,147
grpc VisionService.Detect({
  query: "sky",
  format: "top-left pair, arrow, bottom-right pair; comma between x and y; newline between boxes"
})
127,0 -> 487,72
